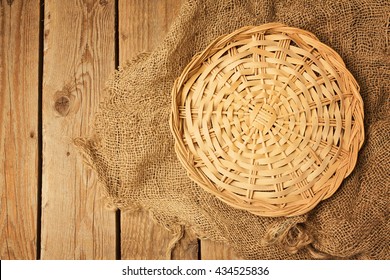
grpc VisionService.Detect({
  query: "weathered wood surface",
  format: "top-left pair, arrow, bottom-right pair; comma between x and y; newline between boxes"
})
119,0 -> 198,260
0,0 -> 239,260
41,0 -> 116,259
0,0 -> 40,260
201,240 -> 241,260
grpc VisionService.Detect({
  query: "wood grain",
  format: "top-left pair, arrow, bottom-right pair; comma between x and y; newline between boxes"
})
119,0 -> 198,260
121,210 -> 198,260
201,240 -> 241,260
41,0 -> 116,259
0,0 -> 39,260
119,0 -> 183,61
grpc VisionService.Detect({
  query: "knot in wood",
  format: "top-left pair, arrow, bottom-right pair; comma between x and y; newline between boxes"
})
54,96 -> 71,116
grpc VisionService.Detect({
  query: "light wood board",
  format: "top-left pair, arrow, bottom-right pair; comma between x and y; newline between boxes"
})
0,0 -> 40,260
119,0 -> 198,260
201,240 -> 241,260
41,0 -> 116,259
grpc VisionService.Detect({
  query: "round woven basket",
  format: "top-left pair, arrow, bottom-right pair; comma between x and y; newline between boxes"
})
170,23 -> 364,217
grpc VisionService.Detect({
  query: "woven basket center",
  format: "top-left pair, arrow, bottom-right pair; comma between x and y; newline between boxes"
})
250,102 -> 278,133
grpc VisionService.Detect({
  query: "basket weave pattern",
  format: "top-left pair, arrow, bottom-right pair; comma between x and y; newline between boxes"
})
170,23 -> 364,217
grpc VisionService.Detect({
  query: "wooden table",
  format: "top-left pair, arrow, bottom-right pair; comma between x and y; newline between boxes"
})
1,0 -> 239,260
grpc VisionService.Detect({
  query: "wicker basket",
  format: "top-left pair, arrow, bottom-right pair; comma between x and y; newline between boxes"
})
170,23 -> 364,217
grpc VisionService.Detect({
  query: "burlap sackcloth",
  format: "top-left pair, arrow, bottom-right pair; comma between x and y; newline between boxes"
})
75,0 -> 390,259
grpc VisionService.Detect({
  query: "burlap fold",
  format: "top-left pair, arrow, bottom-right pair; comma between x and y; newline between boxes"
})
76,0 -> 390,259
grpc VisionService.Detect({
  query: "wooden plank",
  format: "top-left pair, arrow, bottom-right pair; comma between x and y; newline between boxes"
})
119,0 -> 183,61
201,240 -> 242,260
41,0 -> 116,259
121,210 -> 198,260
119,0 -> 198,260
0,0 -> 40,260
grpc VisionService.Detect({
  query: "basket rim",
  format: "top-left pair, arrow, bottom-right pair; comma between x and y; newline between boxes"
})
170,22 -> 364,217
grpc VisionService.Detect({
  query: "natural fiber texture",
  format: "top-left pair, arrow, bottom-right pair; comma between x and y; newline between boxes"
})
76,0 -> 390,259
171,23 -> 364,217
